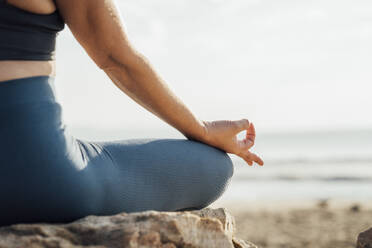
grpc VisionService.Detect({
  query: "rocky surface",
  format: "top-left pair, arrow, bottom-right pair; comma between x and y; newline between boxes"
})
0,207 -> 257,248
357,227 -> 372,248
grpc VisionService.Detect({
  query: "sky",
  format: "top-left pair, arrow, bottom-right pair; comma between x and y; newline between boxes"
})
54,0 -> 372,134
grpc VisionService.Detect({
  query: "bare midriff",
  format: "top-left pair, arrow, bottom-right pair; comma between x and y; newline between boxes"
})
0,60 -> 56,83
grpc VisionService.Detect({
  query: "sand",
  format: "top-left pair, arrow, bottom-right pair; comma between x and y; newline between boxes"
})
211,199 -> 372,248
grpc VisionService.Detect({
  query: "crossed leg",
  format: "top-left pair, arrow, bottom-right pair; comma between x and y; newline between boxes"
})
91,138 -> 234,214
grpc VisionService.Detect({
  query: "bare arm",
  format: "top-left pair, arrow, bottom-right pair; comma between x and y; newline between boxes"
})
55,0 -> 263,166
55,0 -> 206,141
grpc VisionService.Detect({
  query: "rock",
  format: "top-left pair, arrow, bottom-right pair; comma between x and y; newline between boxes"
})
0,207 -> 257,248
232,238 -> 258,248
357,227 -> 372,248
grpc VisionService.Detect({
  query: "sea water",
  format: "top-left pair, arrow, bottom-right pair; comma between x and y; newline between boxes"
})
222,128 -> 372,205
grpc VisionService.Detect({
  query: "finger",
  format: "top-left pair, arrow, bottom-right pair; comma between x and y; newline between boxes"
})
240,153 -> 253,166
237,138 -> 254,151
250,152 -> 264,166
232,118 -> 250,134
246,122 -> 256,142
245,159 -> 253,166
244,151 -> 264,166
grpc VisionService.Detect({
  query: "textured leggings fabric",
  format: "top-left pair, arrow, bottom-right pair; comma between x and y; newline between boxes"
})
0,76 -> 234,226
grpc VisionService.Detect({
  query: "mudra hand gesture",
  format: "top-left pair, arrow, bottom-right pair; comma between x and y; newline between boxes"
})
199,119 -> 264,166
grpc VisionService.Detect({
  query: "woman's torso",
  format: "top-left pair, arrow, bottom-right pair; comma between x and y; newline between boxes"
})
0,60 -> 56,82
0,0 -> 63,82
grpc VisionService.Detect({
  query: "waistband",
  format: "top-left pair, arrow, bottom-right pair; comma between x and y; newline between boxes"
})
0,76 -> 57,107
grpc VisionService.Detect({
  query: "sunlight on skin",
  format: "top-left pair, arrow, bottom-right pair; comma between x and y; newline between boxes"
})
203,119 -> 264,166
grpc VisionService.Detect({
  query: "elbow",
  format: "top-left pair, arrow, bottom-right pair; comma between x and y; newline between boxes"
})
96,53 -> 126,71
96,49 -> 146,73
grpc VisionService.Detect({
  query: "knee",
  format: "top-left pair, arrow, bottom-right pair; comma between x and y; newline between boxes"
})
208,149 -> 234,184
194,145 -> 234,207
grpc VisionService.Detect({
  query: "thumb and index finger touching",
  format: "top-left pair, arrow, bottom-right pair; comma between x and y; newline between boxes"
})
233,118 -> 256,148
233,119 -> 264,166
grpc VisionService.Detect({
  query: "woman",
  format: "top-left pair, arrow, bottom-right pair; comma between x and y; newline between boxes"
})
0,0 -> 263,226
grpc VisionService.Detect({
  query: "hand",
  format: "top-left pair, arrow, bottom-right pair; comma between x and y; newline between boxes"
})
199,119 -> 264,166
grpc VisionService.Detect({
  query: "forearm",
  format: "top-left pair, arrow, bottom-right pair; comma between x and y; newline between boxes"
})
102,52 -> 207,141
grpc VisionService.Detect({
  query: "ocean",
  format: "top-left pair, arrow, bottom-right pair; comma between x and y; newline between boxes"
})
226,128 -> 372,204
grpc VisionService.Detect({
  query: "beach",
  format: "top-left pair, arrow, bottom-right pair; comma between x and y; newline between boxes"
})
205,129 -> 372,247
211,200 -> 372,248
1,0 -> 371,246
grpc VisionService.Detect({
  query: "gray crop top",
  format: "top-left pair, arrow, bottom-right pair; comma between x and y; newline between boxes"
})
0,0 -> 65,61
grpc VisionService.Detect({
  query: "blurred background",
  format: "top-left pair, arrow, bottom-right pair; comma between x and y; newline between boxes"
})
54,0 -> 372,246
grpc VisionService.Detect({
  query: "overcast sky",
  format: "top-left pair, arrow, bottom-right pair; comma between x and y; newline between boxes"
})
55,0 -> 372,134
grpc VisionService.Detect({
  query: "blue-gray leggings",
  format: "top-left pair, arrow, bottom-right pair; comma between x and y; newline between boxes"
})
0,76 -> 234,226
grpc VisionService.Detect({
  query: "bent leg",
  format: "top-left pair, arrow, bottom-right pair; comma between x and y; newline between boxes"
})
93,138 -> 234,214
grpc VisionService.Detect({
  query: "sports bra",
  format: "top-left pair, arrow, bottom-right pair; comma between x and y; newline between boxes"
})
0,0 -> 65,61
